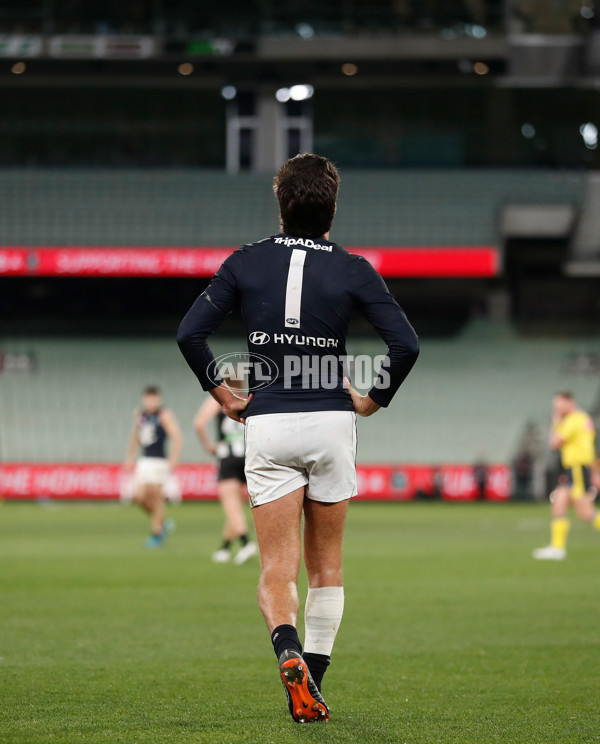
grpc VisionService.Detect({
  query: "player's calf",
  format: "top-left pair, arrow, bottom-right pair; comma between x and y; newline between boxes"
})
303,586 -> 344,692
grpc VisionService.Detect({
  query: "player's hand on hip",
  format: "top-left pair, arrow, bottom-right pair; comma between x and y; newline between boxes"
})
210,383 -> 253,424
343,377 -> 381,417
223,394 -> 253,424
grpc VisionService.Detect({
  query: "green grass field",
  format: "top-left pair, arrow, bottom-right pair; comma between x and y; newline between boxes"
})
1,501 -> 599,744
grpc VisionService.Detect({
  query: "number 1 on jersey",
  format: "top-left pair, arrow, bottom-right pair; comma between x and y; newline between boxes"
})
284,249 -> 307,328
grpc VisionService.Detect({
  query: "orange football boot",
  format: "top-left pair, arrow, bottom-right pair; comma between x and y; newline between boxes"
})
279,650 -> 330,723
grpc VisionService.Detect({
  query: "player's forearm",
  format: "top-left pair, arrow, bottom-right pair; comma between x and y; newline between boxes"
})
362,396 -> 382,415
177,293 -> 227,391
210,383 -> 241,411
343,377 -> 381,416
168,435 -> 182,466
353,393 -> 381,417
125,434 -> 138,463
353,259 -> 419,407
195,426 -> 214,453
367,311 -> 420,407
209,383 -> 252,424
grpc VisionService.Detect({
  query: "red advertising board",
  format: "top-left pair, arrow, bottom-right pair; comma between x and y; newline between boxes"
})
0,246 -> 498,278
0,463 -> 511,501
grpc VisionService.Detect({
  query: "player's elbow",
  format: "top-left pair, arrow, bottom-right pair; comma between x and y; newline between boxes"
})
176,321 -> 189,348
401,330 -> 420,363
407,334 -> 420,361
176,318 -> 197,351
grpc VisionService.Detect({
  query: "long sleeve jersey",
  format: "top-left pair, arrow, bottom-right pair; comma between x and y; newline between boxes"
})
177,234 -> 419,417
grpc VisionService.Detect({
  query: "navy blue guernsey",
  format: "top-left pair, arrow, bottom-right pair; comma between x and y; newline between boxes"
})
138,409 -> 167,458
177,234 -> 419,417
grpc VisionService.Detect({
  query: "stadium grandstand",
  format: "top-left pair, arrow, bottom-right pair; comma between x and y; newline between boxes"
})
0,168 -> 587,247
1,0 -> 600,503
5,4 -> 600,744
1,322 -> 599,467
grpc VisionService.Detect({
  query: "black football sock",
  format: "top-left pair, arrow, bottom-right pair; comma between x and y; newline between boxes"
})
303,652 -> 330,692
220,539 -> 232,550
239,533 -> 249,547
271,624 -> 302,659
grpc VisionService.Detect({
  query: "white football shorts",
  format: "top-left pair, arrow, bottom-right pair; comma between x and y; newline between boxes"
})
244,410 -> 357,508
135,456 -> 170,486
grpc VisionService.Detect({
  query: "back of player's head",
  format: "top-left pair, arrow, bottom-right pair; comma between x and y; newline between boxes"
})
555,390 -> 574,401
274,153 -> 340,239
143,385 -> 161,397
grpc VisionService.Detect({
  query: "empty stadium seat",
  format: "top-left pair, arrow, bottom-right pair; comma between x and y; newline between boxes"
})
1,321 -> 597,464
0,169 -> 585,248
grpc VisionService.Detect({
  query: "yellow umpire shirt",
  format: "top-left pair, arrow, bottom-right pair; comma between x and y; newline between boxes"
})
554,410 -> 596,468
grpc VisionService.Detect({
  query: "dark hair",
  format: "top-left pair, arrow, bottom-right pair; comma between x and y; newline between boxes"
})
143,386 -> 161,396
273,153 -> 340,238
555,390 -> 574,400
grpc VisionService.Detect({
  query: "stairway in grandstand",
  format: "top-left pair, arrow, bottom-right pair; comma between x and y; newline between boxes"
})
566,171 -> 600,275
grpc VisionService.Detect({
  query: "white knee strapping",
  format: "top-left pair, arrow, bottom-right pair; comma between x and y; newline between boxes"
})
303,586 -> 345,656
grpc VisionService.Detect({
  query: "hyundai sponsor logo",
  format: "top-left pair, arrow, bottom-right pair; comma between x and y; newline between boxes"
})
249,331 -> 270,345
249,330 -> 339,348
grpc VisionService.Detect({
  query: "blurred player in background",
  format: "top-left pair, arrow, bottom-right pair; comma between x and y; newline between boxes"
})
178,153 -> 419,722
533,391 -> 599,560
194,378 -> 258,565
124,386 -> 182,548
